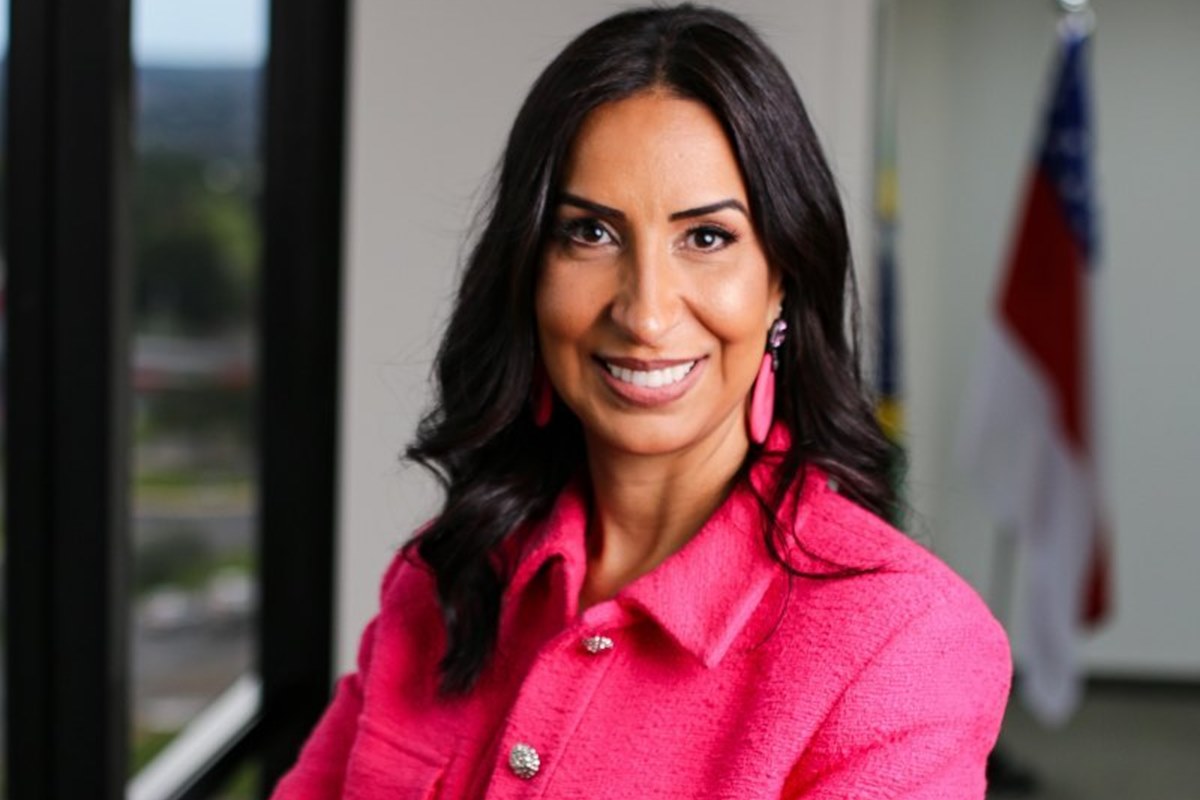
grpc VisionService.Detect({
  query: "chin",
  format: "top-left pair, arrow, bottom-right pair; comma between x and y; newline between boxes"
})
583,413 -> 743,459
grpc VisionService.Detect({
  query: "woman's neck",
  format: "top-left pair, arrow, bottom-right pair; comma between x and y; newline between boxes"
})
579,418 -> 749,609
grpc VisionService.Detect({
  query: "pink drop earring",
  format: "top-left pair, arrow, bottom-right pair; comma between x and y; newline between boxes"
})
748,318 -> 788,445
532,362 -> 553,427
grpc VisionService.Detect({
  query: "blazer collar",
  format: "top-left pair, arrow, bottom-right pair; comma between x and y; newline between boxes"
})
507,427 -> 826,668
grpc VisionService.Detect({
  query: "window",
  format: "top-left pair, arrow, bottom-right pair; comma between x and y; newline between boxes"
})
4,1 -> 347,797
128,0 -> 267,783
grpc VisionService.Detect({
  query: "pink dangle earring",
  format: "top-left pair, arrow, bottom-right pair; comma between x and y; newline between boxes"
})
532,361 -> 553,427
748,318 -> 787,445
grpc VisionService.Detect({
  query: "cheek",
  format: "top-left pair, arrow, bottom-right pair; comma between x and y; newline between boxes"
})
698,267 -> 775,344
536,267 -> 585,343
535,263 -> 611,412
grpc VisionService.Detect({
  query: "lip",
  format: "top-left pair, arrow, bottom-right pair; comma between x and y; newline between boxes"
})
594,355 -> 707,408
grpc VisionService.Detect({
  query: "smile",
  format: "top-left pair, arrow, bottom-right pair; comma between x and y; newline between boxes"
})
602,360 -> 697,388
594,356 -> 707,408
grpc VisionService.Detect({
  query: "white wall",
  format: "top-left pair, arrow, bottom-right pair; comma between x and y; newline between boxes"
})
895,0 -> 1200,677
336,0 -> 879,673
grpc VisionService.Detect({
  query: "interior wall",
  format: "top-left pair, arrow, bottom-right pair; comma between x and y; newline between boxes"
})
336,0 -> 878,673
895,0 -> 1200,676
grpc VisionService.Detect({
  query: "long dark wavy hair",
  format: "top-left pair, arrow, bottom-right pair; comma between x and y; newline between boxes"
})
407,4 -> 898,694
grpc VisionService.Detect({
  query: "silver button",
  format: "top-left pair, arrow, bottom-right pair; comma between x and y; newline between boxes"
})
509,742 -> 540,779
581,634 -> 614,654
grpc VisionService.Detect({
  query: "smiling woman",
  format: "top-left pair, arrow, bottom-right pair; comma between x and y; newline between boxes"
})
272,5 -> 1011,798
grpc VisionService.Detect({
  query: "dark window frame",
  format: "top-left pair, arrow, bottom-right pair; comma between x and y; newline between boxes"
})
3,0 -> 348,796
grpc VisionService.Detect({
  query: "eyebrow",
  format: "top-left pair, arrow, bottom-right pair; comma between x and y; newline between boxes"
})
558,193 -> 750,223
668,199 -> 749,221
559,193 -> 625,220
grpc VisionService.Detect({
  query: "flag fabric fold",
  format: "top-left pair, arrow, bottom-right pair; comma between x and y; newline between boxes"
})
958,15 -> 1110,726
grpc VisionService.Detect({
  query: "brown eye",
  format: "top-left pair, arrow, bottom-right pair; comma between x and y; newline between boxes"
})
560,218 -> 616,247
686,225 -> 737,252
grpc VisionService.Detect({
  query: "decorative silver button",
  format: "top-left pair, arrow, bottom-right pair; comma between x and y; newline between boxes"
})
581,634 -> 614,654
509,743 -> 540,779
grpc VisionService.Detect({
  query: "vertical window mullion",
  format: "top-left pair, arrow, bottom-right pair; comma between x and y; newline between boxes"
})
257,0 -> 348,792
4,0 -> 133,797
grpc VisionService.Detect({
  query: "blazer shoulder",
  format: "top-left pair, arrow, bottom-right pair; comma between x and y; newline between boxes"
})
786,483 -> 1009,655
377,538 -> 439,616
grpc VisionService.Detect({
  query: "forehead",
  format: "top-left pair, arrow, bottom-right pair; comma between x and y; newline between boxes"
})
561,91 -> 748,207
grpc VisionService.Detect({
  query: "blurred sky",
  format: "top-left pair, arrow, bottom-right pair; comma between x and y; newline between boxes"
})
0,0 -> 268,66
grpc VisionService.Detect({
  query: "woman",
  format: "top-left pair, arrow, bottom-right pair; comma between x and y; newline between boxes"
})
273,5 -> 1010,798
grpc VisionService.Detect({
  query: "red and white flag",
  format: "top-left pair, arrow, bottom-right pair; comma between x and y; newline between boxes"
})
958,15 -> 1110,726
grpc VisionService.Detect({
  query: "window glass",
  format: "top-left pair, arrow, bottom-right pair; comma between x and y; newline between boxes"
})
128,0 -> 266,782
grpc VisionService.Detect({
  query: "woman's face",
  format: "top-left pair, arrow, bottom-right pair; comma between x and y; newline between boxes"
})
536,91 -> 783,461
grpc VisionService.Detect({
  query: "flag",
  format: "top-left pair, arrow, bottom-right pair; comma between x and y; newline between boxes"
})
873,0 -> 905,518
958,14 -> 1111,726
874,94 -> 902,447
874,129 -> 906,525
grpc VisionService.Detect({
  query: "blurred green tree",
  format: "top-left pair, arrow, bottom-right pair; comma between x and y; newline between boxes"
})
133,152 -> 258,336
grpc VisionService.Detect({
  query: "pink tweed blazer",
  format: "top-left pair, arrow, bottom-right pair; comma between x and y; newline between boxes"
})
272,455 -> 1011,799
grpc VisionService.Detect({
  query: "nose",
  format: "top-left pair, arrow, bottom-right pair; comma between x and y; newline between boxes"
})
609,241 -> 681,345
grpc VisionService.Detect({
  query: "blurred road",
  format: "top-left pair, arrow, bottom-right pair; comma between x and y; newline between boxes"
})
131,509 -> 255,734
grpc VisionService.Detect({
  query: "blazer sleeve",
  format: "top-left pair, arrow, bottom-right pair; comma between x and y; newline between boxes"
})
269,552 -> 409,800
782,595 -> 1013,799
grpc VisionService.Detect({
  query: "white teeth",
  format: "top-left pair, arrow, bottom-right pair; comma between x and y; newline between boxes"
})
604,360 -> 696,388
